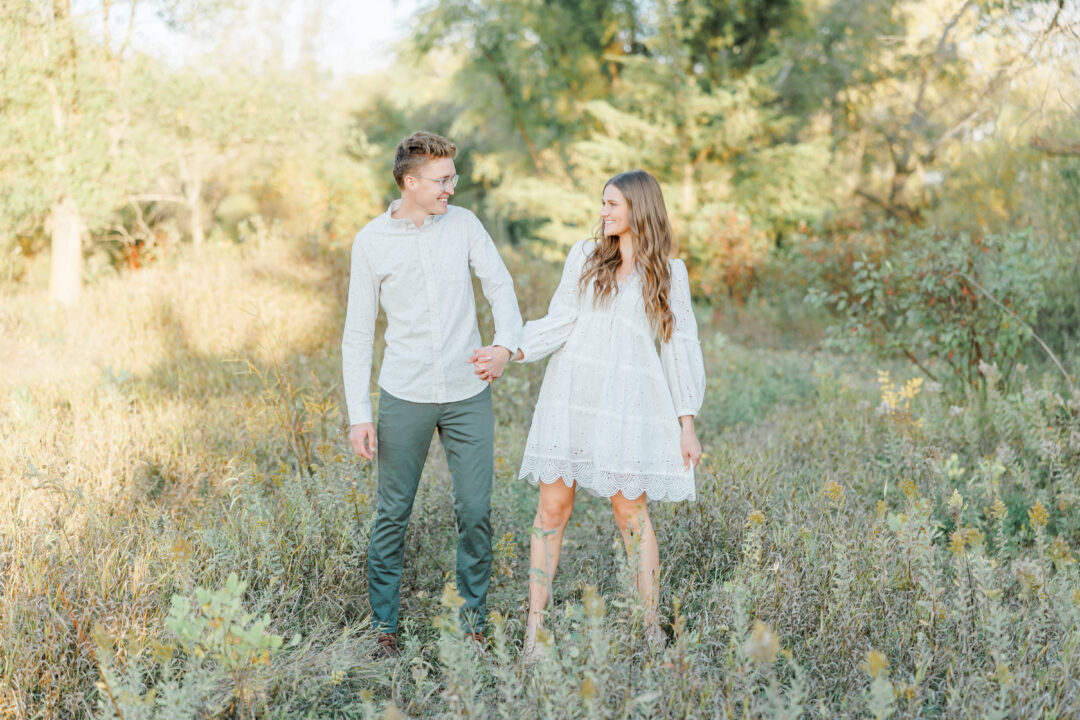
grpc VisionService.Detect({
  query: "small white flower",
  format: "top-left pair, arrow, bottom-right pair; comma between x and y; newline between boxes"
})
949,405 -> 964,417
978,360 -> 999,379
1040,439 -> 1061,461
994,444 -> 1016,466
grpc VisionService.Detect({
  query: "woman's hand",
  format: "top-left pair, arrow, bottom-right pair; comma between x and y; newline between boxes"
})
468,345 -> 513,382
679,416 -> 701,469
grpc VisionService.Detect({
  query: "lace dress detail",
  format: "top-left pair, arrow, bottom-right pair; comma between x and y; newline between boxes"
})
517,239 -> 706,502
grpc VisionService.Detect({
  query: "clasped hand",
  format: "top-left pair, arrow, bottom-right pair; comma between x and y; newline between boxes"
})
468,345 -> 512,383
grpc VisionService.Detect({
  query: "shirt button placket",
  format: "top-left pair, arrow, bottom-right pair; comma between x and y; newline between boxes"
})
419,229 -> 445,402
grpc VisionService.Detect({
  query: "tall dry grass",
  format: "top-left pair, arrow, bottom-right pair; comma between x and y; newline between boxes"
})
1,231 -> 1078,718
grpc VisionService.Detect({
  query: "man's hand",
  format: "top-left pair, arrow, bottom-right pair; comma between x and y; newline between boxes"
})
468,345 -> 512,382
679,416 -> 702,469
350,423 -> 377,460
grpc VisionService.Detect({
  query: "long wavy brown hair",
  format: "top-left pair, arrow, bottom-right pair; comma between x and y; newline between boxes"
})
578,169 -> 676,341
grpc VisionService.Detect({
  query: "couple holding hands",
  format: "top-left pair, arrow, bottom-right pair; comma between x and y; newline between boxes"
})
342,131 -> 705,661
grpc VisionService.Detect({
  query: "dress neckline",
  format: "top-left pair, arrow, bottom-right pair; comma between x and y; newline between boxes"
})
616,266 -> 638,287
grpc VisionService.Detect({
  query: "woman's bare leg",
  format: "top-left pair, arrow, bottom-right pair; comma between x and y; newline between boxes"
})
610,491 -> 661,635
524,479 -> 576,653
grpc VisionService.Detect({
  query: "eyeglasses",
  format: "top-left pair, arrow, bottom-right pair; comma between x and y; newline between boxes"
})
414,173 -> 459,191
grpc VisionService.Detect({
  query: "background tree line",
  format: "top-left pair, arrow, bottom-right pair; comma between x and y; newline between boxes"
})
1,0 -> 1078,390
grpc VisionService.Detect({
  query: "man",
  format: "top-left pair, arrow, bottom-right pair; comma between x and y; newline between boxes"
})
342,131 -> 521,659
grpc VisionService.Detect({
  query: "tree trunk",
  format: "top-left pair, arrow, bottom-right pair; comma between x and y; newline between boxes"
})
187,180 -> 205,248
179,153 -> 205,247
46,0 -> 81,305
49,195 -> 82,306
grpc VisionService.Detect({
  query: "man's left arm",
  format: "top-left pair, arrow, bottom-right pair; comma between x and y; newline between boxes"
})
468,216 -> 522,379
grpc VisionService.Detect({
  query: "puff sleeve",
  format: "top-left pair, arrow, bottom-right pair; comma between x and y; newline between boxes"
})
518,240 -> 591,362
659,259 -> 705,417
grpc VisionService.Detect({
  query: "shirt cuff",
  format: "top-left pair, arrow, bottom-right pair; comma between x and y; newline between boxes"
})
514,339 -> 537,363
349,403 -> 374,426
492,329 -> 522,357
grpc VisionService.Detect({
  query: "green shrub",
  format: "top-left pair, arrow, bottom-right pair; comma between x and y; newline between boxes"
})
806,225 -> 1050,394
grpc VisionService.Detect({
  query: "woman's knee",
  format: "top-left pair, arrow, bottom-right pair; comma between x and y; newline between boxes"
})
536,482 -> 575,529
610,494 -> 648,530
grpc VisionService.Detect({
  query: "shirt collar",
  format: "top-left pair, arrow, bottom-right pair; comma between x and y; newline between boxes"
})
385,199 -> 447,231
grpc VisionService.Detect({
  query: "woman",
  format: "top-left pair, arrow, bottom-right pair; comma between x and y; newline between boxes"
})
476,169 -> 705,657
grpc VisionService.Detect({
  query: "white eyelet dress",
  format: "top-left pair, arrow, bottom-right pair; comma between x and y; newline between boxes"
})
517,239 -> 706,501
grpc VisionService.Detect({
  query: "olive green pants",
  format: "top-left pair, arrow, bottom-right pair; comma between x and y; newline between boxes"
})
368,386 -> 494,634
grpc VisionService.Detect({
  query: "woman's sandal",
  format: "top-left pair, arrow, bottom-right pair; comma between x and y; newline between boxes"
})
646,623 -> 667,652
521,638 -> 545,666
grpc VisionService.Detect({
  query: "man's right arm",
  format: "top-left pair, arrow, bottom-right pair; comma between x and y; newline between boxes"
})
341,236 -> 379,457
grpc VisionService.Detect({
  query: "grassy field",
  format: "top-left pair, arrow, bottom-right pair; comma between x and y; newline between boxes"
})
1,236 -> 1078,718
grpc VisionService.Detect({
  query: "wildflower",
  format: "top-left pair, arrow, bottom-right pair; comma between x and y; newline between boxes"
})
978,360 -> 1000,383
877,371 -> 899,412
582,585 -> 605,619
744,620 -> 780,664
989,497 -> 1008,521
823,480 -> 844,505
899,377 -> 922,401
1057,492 -> 1074,513
579,677 -> 597,701
947,489 -> 964,518
944,454 -> 965,480
1012,557 -> 1041,595
994,444 -> 1016,466
170,538 -> 193,563
1049,537 -> 1075,567
1072,589 -> 1080,607
1028,501 -> 1049,530
440,583 -> 466,611
747,510 -> 766,528
875,499 -> 887,520
900,477 -> 918,500
1039,439 -> 1061,462
949,405 -> 964,417
949,530 -> 968,557
862,649 -> 889,679
948,526 -> 983,557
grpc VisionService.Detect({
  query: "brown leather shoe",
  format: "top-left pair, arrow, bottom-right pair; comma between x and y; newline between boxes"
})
373,632 -> 399,660
465,631 -> 487,652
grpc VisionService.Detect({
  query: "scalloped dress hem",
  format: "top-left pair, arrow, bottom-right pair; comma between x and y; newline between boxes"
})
518,456 -> 696,503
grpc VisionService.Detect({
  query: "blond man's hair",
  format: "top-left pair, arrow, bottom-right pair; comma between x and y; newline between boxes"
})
393,131 -> 457,189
